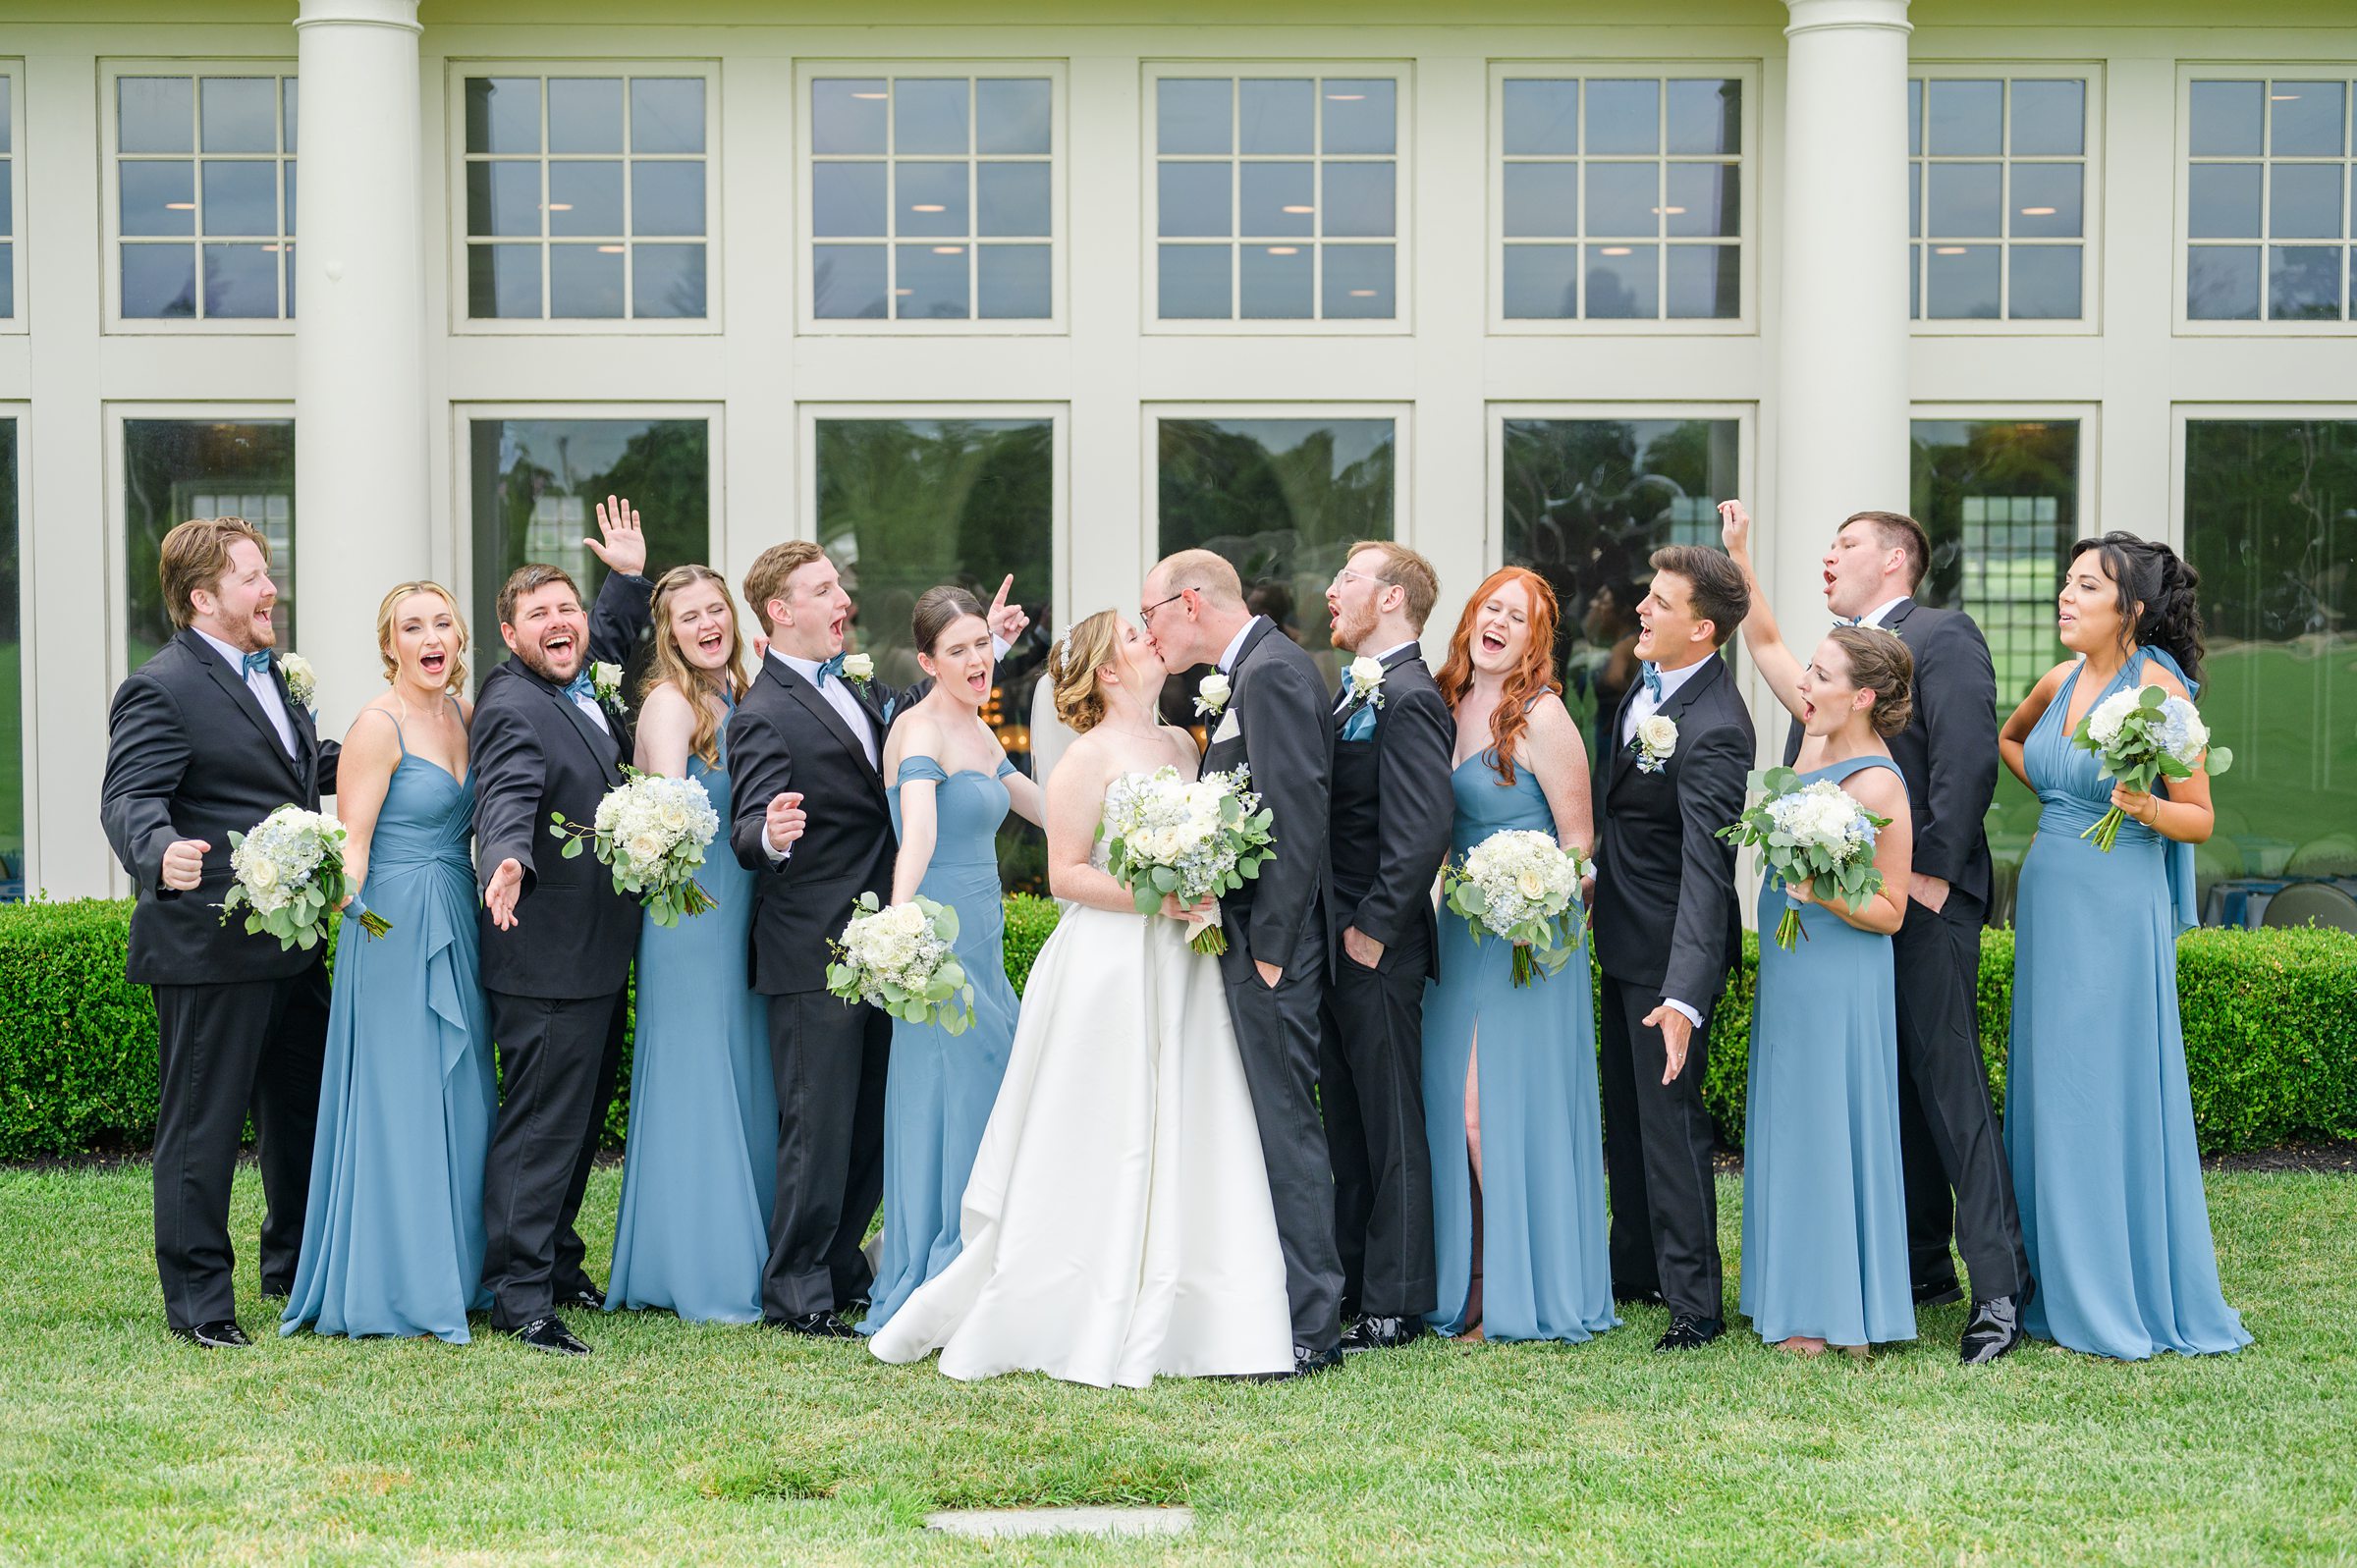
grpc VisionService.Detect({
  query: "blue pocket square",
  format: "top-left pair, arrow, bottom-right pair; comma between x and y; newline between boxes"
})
1341,704 -> 1378,741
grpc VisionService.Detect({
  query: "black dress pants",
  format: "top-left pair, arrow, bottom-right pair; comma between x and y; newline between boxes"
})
481,988 -> 629,1329
762,991 -> 892,1321
1319,934 -> 1437,1321
1598,978 -> 1725,1321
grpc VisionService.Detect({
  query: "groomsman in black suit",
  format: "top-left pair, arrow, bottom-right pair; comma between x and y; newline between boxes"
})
1319,541 -> 1454,1354
1591,545 -> 1755,1351
473,501 -> 653,1356
1732,504 -> 2030,1364
1142,548 -> 1345,1378
101,517 -> 339,1347
726,545 -> 1026,1337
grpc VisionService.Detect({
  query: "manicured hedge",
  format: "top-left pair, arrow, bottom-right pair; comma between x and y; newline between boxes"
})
3,895 -> 2351,1160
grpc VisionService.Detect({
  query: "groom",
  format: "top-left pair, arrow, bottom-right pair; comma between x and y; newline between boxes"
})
1142,549 -> 1345,1378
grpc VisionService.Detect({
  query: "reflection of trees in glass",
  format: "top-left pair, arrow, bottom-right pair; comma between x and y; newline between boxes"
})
123,420 -> 297,673
1502,418 -> 1735,750
0,421 -> 19,895
815,418 -> 1055,892
2185,420 -> 2357,903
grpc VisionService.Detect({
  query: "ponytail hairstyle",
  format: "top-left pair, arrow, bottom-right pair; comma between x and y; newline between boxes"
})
2069,532 -> 2207,685
1433,567 -> 1562,786
1047,610 -> 1124,734
644,565 -> 747,769
1826,625 -> 1914,739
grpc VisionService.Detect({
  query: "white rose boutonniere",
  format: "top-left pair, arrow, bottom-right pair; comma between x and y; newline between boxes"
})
279,653 -> 316,712
590,661 -> 625,708
1345,654 -> 1387,710
1631,714 -> 1678,774
840,652 -> 875,687
1193,672 -> 1233,719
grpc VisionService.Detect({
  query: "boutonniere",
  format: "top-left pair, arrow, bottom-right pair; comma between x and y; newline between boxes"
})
590,661 -> 625,709
1193,672 -> 1232,719
1630,715 -> 1678,774
840,652 -> 875,690
279,652 -> 317,713
1345,655 -> 1387,711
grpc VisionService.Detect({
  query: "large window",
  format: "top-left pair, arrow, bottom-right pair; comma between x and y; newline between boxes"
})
466,416 -> 711,674
0,418 -> 19,899
121,418 -> 296,672
461,73 -> 711,322
813,414 -> 1056,888
2185,77 -> 2355,323
1499,415 -> 1739,751
1152,72 -> 1401,323
2184,418 -> 2357,929
112,72 -> 298,322
1496,74 -> 1745,323
1909,76 -> 2089,322
807,74 -> 1057,324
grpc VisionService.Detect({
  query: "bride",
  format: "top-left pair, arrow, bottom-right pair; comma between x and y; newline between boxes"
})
866,609 -> 1293,1386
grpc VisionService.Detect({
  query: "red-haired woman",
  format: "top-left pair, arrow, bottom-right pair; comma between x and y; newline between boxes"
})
1421,568 -> 1618,1345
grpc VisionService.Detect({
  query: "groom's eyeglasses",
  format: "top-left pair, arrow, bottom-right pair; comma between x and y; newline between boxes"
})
1140,592 -> 1186,625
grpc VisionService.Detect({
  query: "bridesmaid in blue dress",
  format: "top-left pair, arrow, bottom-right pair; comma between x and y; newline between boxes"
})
860,585 -> 1045,1335
1998,532 -> 2248,1361
606,566 -> 781,1324
1420,568 -> 1617,1344
283,582 -> 494,1342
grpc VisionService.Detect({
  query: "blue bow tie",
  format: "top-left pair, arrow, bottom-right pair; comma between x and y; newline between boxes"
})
816,653 -> 847,686
242,650 -> 272,679
1839,614 -> 1865,627
1640,661 -> 1664,702
563,672 -> 598,705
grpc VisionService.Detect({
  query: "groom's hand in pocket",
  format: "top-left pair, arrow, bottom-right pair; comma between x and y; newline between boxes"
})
1254,959 -> 1283,989
1342,926 -> 1385,970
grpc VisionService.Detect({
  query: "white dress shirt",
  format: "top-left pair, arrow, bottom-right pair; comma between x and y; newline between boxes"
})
569,679 -> 612,734
1852,595 -> 1909,630
1216,617 -> 1262,676
1617,652 -> 1712,1030
194,627 -> 297,757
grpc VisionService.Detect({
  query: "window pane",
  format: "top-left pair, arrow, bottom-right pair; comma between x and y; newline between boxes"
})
2186,244 -> 2261,319
2268,245 -> 2344,320
466,161 -> 541,238
1502,417 -> 1737,752
1666,243 -> 1738,318
2270,81 -> 2346,157
202,160 -> 278,236
1908,79 -> 1922,157
1158,79 -> 1232,155
2183,419 -> 2357,924
120,161 -> 195,236
1502,243 -> 1579,317
119,78 -> 193,155
1320,161 -> 1394,238
465,78 -> 541,155
2188,163 -> 2262,239
1585,80 -> 1659,156
1925,243 -> 2001,317
1666,161 -> 1738,237
469,417 -> 709,676
1585,161 -> 1658,237
1666,78 -> 1740,155
2270,164 -> 2344,240
1239,161 -> 1314,237
1584,244 -> 1658,317
630,78 -> 705,154
123,419 -> 297,670
1926,162 -> 2001,237
814,416 -> 1055,890
1158,162 -> 1232,238
548,159 -> 624,236
976,79 -> 1052,155
1239,242 -> 1312,317
1503,80 -> 1577,156
2008,80 -> 2083,156
466,243 -> 542,317
976,161 -> 1051,238
1504,163 -> 1578,239
894,242 -> 968,318
2189,80 -> 2263,156
121,244 -> 196,317
200,78 -> 277,153
2007,162 -> 2080,239
547,78 -> 624,154
896,162 -> 968,238
1321,80 -> 1395,155
1926,80 -> 2001,155
812,80 -> 888,155
630,159 -> 705,237
2007,244 -> 2081,318
202,243 -> 278,316
0,421 -> 18,898
1323,243 -> 1394,318
1240,79 -> 1314,155
813,162 -> 888,238
282,78 -> 298,155
895,79 -> 969,156
284,164 -> 298,234
1157,243 -> 1230,317
632,242 -> 706,318
977,243 -> 1051,317
548,242 -> 625,317
813,243 -> 888,318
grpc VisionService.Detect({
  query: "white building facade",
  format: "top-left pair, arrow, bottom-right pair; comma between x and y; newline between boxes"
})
1,0 -> 2351,921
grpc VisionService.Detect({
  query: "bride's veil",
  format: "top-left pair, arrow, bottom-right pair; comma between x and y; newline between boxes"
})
1025,628 -> 1082,789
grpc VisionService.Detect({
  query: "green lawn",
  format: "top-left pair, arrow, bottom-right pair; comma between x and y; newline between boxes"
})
2,1165 -> 2350,1566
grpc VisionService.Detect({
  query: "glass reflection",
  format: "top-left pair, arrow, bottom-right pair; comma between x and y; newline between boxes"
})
814,243 -> 888,318
2269,164 -> 2342,240
630,78 -> 705,154
976,79 -> 1052,155
1241,80 -> 1314,155
813,162 -> 887,237
1926,162 -> 2001,237
2006,162 -> 2080,238
632,243 -> 706,318
895,243 -> 968,318
1321,80 -> 1396,155
1584,244 -> 1657,317
1240,162 -> 1314,237
812,79 -> 888,155
549,161 -> 624,236
1503,243 -> 1578,317
202,243 -> 277,316
1666,244 -> 1738,318
2269,81 -> 2346,157
978,244 -> 1051,317
1505,163 -> 1578,239
977,161 -> 1051,237
466,161 -> 541,238
1585,162 -> 1657,237
121,162 -> 195,236
548,78 -> 624,154
1159,79 -> 1233,155
465,78 -> 540,156
2268,246 -> 2343,320
895,79 -> 969,156
896,161 -> 968,237
2187,245 -> 2261,320
1158,243 -> 1230,317
549,243 -> 625,318
1320,161 -> 1394,238
1926,80 -> 2001,155
2008,79 -> 2083,155
1925,243 -> 2001,318
121,245 -> 196,317
2006,245 -> 2081,318
1665,79 -> 1740,155
123,419 -> 296,671
1239,243 -> 1313,317
1665,162 -> 1737,237
1323,244 -> 1394,317
1158,162 -> 1232,238
1503,79 -> 1578,156
2189,81 -> 2262,156
2189,163 -> 2262,239
630,160 -> 704,237
119,78 -> 193,155
199,79 -> 276,154
1585,80 -> 1658,156
466,243 -> 541,317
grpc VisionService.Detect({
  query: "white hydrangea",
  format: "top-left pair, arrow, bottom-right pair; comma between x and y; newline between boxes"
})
1458,829 -> 1581,935
1100,764 -> 1278,954
1765,780 -> 1881,858
221,804 -> 382,947
829,893 -> 972,1034
556,770 -> 723,925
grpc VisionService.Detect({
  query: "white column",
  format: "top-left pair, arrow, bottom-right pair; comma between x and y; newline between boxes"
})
293,0 -> 427,735
1774,0 -> 1913,614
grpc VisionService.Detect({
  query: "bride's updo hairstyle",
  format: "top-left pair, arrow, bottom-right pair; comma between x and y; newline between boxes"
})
1047,610 -> 1124,733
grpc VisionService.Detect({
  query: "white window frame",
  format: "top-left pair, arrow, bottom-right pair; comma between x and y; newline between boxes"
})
1907,63 -> 2105,339
1143,402 -> 1413,568
2174,65 -> 2357,338
2169,403 -> 2357,548
795,63 -> 1069,338
1484,401 -> 1754,568
1140,63 -> 1415,338
453,402 -> 727,622
1486,63 -> 1761,339
445,61 -> 723,338
0,61 -> 26,335
100,61 -> 300,336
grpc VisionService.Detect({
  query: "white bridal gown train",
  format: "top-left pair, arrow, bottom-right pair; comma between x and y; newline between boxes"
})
867,811 -> 1292,1387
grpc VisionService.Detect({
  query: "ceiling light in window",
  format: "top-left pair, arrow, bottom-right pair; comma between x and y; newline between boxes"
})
1652,206 -> 1687,215
548,202 -> 574,211
2019,206 -> 2056,216
597,244 -> 625,253
1266,245 -> 1299,255
932,244 -> 965,254
852,91 -> 888,100
893,287 -> 913,295
1283,204 -> 1314,214
1326,93 -> 1366,101
1599,245 -> 1631,256
1348,289 -> 1377,297
166,201 -> 196,210
910,203 -> 947,212
2270,93 -> 2300,101
1933,245 -> 1967,254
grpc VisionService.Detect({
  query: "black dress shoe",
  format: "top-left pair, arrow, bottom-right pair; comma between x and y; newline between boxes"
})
1959,1289 -> 2030,1366
1654,1314 -> 1726,1351
1339,1316 -> 1427,1354
171,1319 -> 253,1349
1913,1279 -> 1966,1309
557,1282 -> 607,1311
512,1316 -> 590,1356
767,1311 -> 859,1340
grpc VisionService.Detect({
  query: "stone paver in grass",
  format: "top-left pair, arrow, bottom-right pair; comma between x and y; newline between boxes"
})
923,1506 -> 1196,1539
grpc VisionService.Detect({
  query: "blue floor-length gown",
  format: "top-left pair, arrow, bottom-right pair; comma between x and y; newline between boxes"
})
2004,648 -> 2249,1360
1738,755 -> 1916,1348
859,756 -> 1020,1335
281,724 -> 494,1342
607,721 -> 779,1323
1420,752 -> 1617,1343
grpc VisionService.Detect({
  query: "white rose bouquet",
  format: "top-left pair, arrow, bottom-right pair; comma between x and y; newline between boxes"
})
220,804 -> 388,948
1099,763 -> 1276,955
2071,684 -> 2232,852
827,892 -> 973,1035
548,767 -> 721,926
1441,828 -> 1588,988
1717,766 -> 1891,949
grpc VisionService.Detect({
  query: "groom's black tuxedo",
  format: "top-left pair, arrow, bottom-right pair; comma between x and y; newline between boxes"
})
1781,598 -> 2027,1303
101,632 -> 340,1330
470,570 -> 653,1330
1200,617 -> 1345,1352
1592,650 -> 1752,1322
1319,643 -> 1453,1322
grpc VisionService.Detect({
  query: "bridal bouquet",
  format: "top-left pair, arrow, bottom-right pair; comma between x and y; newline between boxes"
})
827,892 -> 973,1035
1718,767 -> 1890,949
1099,764 -> 1276,955
2072,684 -> 2233,851
1441,829 -> 1589,987
549,767 -> 721,926
220,805 -> 388,949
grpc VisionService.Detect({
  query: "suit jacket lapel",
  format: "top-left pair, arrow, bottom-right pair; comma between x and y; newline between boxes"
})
1334,644 -> 1423,729
184,631 -> 303,787
513,661 -> 625,784
273,664 -> 322,789
1605,676 -> 1643,788
772,662 -> 888,804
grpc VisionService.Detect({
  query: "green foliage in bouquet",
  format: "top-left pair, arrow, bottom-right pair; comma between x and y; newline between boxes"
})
2070,683 -> 2233,852
825,892 -> 974,1035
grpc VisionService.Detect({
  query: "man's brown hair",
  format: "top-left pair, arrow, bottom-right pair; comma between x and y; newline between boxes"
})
158,516 -> 269,630
1843,510 -> 1932,593
1346,539 -> 1441,632
1649,545 -> 1751,648
496,563 -> 581,628
740,541 -> 830,635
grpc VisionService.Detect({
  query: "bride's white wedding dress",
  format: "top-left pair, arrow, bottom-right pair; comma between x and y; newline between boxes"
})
867,780 -> 1292,1386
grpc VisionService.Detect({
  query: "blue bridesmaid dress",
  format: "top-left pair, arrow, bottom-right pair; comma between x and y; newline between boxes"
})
859,755 -> 1020,1335
607,716 -> 779,1323
1420,751 -> 1617,1343
2004,648 -> 2249,1360
281,715 -> 494,1342
1737,754 -> 1916,1348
